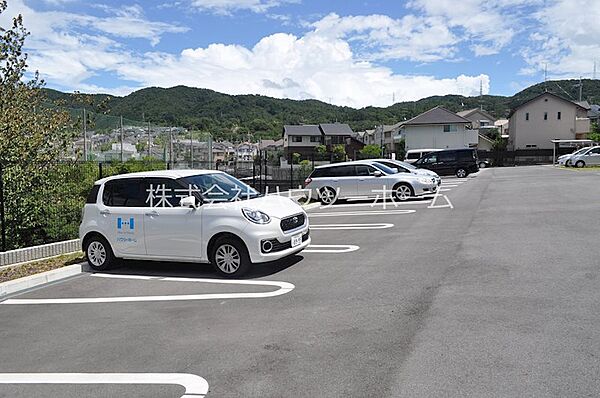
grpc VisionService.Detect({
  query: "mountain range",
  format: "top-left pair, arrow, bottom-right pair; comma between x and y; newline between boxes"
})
43,79 -> 600,140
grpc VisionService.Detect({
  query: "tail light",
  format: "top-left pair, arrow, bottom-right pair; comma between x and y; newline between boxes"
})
304,177 -> 312,186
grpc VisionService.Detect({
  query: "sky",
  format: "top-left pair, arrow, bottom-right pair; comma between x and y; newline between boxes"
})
2,0 -> 599,108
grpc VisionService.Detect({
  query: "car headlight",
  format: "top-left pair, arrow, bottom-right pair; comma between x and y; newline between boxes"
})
418,177 -> 433,184
242,208 -> 271,224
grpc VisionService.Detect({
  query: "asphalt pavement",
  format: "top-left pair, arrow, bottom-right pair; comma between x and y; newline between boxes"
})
1,165 -> 599,397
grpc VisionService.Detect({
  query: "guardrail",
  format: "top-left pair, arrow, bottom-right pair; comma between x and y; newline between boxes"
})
0,239 -> 80,268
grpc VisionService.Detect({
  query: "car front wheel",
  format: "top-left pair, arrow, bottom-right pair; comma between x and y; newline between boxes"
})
211,237 -> 250,277
479,162 -> 487,169
565,159 -> 572,167
84,235 -> 115,271
456,168 -> 468,178
394,183 -> 414,201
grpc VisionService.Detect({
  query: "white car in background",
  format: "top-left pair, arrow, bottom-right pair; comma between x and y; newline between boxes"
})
304,160 -> 438,204
403,148 -> 441,164
368,158 -> 442,186
569,146 -> 600,168
558,146 -> 595,166
79,170 -> 310,277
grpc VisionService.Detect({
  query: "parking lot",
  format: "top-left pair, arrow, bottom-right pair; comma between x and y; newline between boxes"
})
1,165 -> 600,397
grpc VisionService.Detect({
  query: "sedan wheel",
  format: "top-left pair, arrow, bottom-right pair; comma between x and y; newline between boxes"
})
575,160 -> 586,168
215,244 -> 241,274
565,159 -> 571,167
394,184 -> 413,201
479,162 -> 487,169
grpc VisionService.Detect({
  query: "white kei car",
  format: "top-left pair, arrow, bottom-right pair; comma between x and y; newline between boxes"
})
79,170 -> 310,277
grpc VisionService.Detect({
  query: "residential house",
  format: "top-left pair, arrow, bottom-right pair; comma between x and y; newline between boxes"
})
399,106 -> 477,151
212,141 -> 235,163
235,142 -> 258,162
283,123 -> 359,159
370,123 -> 403,154
508,92 -> 591,150
457,108 -> 496,129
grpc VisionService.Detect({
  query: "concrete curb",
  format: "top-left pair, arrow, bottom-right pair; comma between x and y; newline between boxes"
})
0,239 -> 80,267
0,262 -> 86,299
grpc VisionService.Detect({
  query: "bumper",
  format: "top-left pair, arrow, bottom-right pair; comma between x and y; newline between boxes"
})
244,223 -> 311,263
413,182 -> 439,196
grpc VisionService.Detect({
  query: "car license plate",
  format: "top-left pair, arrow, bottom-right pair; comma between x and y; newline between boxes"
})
291,234 -> 302,247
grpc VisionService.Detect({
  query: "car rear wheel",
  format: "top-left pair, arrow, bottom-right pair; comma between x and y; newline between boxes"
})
211,237 -> 250,277
575,160 -> 586,168
84,235 -> 115,271
478,161 -> 487,169
456,168 -> 468,178
319,187 -> 337,205
394,183 -> 414,201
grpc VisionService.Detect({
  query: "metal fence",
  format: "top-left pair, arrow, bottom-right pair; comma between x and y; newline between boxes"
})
0,159 -> 317,252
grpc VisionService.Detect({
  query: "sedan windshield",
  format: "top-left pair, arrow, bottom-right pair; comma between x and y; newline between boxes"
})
181,173 -> 260,202
371,162 -> 398,175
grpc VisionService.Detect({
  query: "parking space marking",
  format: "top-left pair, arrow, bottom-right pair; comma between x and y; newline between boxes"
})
1,274 -> 295,305
440,184 -> 458,187
310,223 -> 394,230
312,200 -> 431,209
304,245 -> 360,253
0,373 -> 209,398
309,209 -> 416,217
439,188 -> 452,192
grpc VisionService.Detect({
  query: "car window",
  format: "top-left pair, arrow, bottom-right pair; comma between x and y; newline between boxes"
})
182,173 -> 259,202
86,185 -> 100,204
439,152 -> 456,162
423,154 -> 438,164
406,152 -> 420,159
329,165 -> 356,177
102,178 -> 146,207
590,148 -> 600,155
310,168 -> 325,178
143,178 -> 186,207
458,150 -> 475,161
356,165 -> 378,176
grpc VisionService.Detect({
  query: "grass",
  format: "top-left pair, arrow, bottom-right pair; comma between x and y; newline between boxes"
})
0,252 -> 85,283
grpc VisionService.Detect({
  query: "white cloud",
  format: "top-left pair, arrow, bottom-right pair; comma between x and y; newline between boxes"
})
521,0 -> 600,79
3,1 -> 490,107
309,13 -> 458,62
190,0 -> 298,15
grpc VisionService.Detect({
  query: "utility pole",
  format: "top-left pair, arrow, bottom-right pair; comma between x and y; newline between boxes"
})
190,129 -> 193,168
82,108 -> 87,161
579,76 -> 583,102
147,122 -> 151,158
169,127 -> 173,169
380,125 -> 384,157
120,116 -> 124,162
594,61 -> 597,80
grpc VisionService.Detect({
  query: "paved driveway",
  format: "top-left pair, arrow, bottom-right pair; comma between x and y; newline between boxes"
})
1,166 -> 599,397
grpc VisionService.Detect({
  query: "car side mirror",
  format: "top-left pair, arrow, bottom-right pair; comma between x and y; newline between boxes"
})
373,170 -> 383,177
180,195 -> 198,209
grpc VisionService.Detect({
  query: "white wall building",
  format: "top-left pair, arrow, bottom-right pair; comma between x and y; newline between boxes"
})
400,106 -> 477,151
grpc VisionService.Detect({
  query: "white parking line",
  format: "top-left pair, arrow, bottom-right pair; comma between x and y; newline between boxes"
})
440,184 -> 458,188
313,200 -> 430,209
310,223 -> 394,230
309,209 -> 416,217
439,188 -> 452,192
1,274 -> 294,305
0,373 -> 209,398
304,245 -> 360,253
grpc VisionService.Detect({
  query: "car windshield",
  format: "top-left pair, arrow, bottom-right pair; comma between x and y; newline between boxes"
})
572,147 -> 590,155
181,173 -> 260,202
371,162 -> 398,175
395,160 -> 417,170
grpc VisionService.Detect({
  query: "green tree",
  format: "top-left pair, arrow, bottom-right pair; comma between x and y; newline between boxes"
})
332,144 -> 346,161
292,152 -> 301,164
589,122 -> 600,143
315,144 -> 326,154
360,144 -> 381,158
0,1 -> 76,249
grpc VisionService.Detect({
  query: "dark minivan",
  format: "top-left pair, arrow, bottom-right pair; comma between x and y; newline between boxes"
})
414,148 -> 479,178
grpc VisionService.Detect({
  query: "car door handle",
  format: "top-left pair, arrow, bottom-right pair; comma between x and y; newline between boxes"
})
145,210 -> 159,217
99,209 -> 110,215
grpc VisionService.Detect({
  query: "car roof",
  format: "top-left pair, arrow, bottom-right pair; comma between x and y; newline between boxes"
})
95,169 -> 223,185
313,160 -> 387,169
406,148 -> 441,153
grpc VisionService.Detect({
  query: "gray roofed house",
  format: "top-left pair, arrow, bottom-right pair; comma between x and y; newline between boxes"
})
399,106 -> 478,151
319,123 -> 354,136
402,106 -> 472,126
283,124 -> 322,136
283,122 -> 356,159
